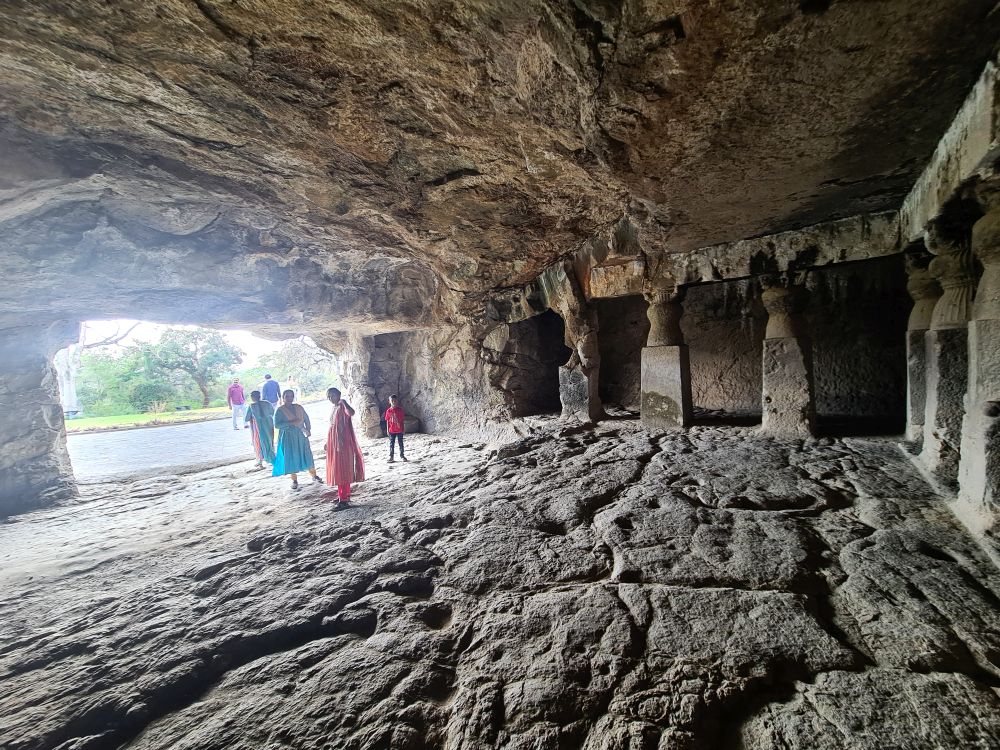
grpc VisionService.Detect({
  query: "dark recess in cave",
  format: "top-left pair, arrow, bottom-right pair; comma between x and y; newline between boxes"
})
595,295 -> 649,411
509,310 -> 572,417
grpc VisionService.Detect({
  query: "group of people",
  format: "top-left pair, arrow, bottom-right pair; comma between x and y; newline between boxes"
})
227,374 -> 283,429
237,378 -> 408,509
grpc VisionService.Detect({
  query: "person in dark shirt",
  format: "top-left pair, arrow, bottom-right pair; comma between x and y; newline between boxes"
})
261,374 -> 281,410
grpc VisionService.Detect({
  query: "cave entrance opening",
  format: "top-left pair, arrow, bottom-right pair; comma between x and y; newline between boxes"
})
508,310 -> 572,417
52,320 -> 340,483
594,295 -> 649,414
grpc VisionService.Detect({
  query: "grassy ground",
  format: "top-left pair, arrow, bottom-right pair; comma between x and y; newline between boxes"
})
65,396 -> 329,433
65,406 -> 231,433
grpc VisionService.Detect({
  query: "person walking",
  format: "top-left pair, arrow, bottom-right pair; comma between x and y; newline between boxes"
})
227,378 -> 246,430
384,394 -> 407,463
261,373 -> 281,410
325,387 -> 364,508
245,390 -> 276,469
273,390 -> 322,490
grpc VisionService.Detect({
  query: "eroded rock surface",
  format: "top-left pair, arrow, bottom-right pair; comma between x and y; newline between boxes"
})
2,421 -> 998,749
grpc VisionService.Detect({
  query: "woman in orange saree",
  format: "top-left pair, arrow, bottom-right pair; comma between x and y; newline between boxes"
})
325,387 -> 365,507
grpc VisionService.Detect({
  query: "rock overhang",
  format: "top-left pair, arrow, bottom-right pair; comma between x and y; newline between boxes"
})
1,0 -> 1000,338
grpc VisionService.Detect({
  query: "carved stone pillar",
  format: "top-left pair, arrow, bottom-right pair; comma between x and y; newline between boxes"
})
904,252 -> 942,444
921,225 -> 976,488
958,200 -> 1000,530
759,276 -> 815,437
640,287 -> 692,429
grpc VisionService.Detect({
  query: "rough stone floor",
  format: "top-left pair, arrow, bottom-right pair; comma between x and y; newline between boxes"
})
2,420 -> 999,750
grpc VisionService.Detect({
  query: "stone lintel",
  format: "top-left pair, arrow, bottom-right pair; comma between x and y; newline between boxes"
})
901,55 -> 1000,244
640,345 -> 692,429
673,212 -> 901,286
589,259 -> 646,299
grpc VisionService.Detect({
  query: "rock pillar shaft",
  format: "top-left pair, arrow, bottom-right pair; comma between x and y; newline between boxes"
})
0,325 -> 77,517
958,208 -> 1000,529
905,256 -> 941,443
760,280 -> 815,437
921,233 -> 976,488
640,290 -> 692,429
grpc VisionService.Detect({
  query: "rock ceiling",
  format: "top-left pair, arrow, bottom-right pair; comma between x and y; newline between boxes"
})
1,0 -> 998,335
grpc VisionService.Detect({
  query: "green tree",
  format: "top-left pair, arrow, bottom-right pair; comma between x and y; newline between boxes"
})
258,337 -> 339,397
78,347 -> 174,415
146,329 -> 244,408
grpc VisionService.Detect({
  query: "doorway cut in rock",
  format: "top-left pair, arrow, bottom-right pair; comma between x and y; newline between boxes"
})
506,310 -> 572,417
594,295 -> 649,412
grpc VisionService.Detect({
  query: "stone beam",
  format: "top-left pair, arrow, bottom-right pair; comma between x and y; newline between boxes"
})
584,211 -> 901,299
665,211 -> 902,287
900,55 -> 1000,244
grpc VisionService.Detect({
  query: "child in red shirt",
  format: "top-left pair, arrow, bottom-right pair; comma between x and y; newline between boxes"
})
384,394 -> 407,463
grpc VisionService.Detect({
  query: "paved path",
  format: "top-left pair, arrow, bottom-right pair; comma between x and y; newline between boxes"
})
67,401 -> 331,482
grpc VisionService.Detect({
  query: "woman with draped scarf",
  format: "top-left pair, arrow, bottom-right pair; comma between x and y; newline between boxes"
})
325,387 -> 365,507
244,390 -> 276,469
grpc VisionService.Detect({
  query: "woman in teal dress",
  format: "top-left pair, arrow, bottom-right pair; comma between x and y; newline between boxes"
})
272,390 -> 322,490
244,390 -> 276,469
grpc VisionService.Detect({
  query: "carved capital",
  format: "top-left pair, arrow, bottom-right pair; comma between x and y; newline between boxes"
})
760,275 -> 807,339
972,206 -> 1000,321
904,253 -> 941,332
644,286 -> 684,346
925,226 -> 976,329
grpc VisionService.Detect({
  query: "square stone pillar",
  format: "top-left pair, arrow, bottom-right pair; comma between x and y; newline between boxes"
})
559,364 -> 601,421
762,337 -> 815,436
958,203 -> 1000,530
640,287 -> 693,429
759,278 -> 815,438
641,345 -> 692,428
921,328 -> 969,486
904,254 -> 941,444
920,226 -> 975,489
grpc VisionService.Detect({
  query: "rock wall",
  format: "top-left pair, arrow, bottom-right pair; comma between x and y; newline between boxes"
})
347,324 -> 536,443
806,255 -> 909,422
594,295 -> 649,410
0,323 -> 78,517
679,256 -> 909,422
683,280 -> 768,414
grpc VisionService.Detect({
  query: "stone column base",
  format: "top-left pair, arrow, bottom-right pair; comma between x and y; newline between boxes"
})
559,365 -> 602,421
640,345 -> 692,429
906,329 -> 928,443
921,327 -> 968,489
761,337 -> 815,437
957,318 -> 1000,529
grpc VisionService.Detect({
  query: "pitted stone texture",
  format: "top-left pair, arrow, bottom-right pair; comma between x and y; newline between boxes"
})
761,337 -> 815,437
742,670 -> 1000,750
0,325 -> 77,516
640,345 -> 692,429
921,327 -> 969,488
2,423 -> 1000,749
959,318 -> 1000,530
906,329 -> 929,441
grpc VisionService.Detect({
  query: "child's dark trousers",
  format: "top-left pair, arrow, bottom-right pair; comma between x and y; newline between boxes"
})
389,432 -> 405,459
